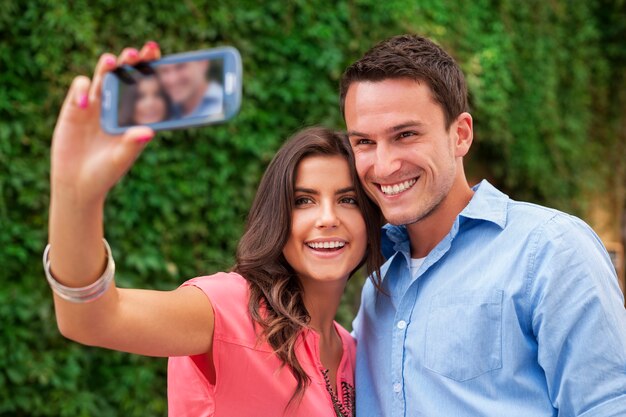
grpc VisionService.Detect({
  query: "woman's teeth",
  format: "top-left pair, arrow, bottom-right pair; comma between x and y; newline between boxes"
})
306,241 -> 346,250
380,178 -> 417,196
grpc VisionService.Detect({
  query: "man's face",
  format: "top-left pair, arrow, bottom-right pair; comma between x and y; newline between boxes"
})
155,61 -> 209,104
345,78 -> 467,226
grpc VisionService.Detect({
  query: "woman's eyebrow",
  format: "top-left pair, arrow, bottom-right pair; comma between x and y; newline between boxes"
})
294,187 -> 318,195
335,187 -> 355,195
294,186 -> 354,195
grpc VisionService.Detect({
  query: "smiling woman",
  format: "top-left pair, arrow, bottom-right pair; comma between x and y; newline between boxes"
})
46,44 -> 382,417
283,155 -> 368,283
118,74 -> 172,126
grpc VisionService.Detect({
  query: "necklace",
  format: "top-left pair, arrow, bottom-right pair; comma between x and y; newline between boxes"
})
321,368 -> 355,417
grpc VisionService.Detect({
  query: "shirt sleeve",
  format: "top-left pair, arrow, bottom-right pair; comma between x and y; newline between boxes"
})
167,273 -> 253,416
529,214 -> 626,416
182,272 -> 254,342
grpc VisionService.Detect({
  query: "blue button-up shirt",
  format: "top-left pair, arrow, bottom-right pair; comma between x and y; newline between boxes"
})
353,180 -> 626,417
173,81 -> 223,120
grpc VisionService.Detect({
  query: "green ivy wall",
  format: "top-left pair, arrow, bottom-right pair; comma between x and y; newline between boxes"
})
1,0 -> 624,415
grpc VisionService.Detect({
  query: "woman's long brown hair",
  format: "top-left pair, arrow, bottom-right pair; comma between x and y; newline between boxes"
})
232,126 -> 383,406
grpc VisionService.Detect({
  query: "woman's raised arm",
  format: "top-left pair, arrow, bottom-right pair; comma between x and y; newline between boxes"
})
48,43 -> 214,357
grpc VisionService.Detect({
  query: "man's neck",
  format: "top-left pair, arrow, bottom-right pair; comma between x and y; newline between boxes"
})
407,174 -> 474,258
182,81 -> 209,115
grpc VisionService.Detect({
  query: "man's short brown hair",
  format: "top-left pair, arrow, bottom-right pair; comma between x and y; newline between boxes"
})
339,34 -> 468,128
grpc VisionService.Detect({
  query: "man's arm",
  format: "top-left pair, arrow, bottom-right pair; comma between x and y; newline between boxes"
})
530,214 -> 626,416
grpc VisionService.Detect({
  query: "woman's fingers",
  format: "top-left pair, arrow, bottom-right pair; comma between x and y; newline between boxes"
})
58,75 -> 92,121
140,41 -> 161,61
87,43 -> 161,105
110,126 -> 155,172
117,47 -> 142,67
72,76 -> 91,109
123,126 -> 155,144
89,53 -> 118,103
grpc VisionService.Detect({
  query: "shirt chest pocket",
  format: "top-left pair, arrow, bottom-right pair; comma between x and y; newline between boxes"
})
424,290 -> 503,382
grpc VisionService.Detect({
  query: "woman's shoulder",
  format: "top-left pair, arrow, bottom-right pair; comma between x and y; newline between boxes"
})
182,272 -> 250,318
183,271 -> 248,292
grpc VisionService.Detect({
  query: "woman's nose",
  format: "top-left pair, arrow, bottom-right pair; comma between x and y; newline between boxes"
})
315,202 -> 339,229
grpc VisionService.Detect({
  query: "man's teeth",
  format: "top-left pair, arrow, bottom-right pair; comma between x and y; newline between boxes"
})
380,179 -> 417,196
307,241 -> 346,249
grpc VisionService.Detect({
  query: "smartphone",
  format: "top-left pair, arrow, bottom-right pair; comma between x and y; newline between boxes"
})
101,47 -> 242,134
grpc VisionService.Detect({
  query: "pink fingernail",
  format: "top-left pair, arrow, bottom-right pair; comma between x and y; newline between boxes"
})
135,135 -> 153,143
146,41 -> 158,50
105,56 -> 116,66
78,94 -> 88,109
128,49 -> 139,58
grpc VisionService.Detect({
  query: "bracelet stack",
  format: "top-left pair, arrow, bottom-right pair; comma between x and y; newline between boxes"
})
43,238 -> 115,303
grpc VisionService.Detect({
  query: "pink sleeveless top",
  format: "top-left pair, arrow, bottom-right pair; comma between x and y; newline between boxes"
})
167,272 -> 356,417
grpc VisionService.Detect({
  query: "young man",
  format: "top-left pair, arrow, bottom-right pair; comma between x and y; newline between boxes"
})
342,34 -> 626,417
155,60 -> 223,119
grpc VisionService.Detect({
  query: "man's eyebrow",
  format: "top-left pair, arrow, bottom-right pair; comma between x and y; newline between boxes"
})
294,187 -> 355,195
347,121 -> 425,138
347,130 -> 369,138
385,121 -> 425,134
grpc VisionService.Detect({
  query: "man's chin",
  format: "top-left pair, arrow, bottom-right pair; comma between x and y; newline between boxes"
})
385,216 -> 422,227
383,209 -> 420,225
383,205 -> 437,227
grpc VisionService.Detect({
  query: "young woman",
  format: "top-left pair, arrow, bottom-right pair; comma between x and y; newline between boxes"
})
46,43 -> 382,416
118,73 -> 171,126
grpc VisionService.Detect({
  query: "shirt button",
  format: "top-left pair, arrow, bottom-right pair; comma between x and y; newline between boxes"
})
393,382 -> 402,393
396,320 -> 407,330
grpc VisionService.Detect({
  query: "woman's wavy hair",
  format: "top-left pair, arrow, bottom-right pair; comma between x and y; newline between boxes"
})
232,126 -> 383,405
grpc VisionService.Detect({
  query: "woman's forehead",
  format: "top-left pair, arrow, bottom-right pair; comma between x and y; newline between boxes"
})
294,155 -> 353,190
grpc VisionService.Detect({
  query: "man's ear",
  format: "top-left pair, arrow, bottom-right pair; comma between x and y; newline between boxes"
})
453,112 -> 473,158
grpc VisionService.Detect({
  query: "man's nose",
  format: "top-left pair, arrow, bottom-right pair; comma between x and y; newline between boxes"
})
374,143 -> 402,179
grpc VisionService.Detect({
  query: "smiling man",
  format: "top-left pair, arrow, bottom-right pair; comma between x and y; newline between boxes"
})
156,60 -> 223,119
342,35 -> 626,417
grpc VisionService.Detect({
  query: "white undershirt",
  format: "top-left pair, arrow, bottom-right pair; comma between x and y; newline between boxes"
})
410,257 -> 426,280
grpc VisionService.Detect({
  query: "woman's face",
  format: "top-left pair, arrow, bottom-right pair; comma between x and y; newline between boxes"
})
133,77 -> 167,125
283,155 -> 368,284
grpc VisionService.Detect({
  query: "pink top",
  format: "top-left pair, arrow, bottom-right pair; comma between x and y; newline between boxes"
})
167,272 -> 356,417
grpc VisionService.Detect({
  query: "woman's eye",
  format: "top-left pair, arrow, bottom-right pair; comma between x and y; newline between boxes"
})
295,197 -> 313,206
340,196 -> 358,205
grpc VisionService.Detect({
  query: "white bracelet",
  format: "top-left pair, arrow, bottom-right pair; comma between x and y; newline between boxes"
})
43,238 -> 115,303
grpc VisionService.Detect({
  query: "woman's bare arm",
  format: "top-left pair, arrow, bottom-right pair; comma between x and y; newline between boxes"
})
48,43 -> 214,357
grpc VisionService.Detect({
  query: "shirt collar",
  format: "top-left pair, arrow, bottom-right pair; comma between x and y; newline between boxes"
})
381,180 -> 508,258
172,82 -> 222,118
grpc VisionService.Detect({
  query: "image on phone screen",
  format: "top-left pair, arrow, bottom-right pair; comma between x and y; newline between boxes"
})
117,58 -> 225,127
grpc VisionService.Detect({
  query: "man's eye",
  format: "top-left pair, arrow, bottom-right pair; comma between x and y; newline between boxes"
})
357,139 -> 374,145
295,197 -> 313,206
399,131 -> 417,139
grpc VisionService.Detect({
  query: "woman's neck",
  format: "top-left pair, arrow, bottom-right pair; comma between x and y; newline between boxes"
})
300,276 -> 346,339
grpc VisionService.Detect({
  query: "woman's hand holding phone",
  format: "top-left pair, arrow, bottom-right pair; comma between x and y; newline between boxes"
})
51,43 -> 160,206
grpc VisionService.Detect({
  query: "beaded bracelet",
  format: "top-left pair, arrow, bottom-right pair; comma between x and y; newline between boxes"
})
43,239 -> 115,303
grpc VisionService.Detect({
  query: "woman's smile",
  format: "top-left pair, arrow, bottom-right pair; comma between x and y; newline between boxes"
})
283,155 -> 367,283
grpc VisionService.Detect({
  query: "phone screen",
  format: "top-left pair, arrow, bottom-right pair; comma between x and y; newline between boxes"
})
101,47 -> 242,134
116,58 -> 225,127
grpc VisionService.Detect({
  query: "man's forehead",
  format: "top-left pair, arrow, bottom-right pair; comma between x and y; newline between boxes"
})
344,79 -> 442,132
